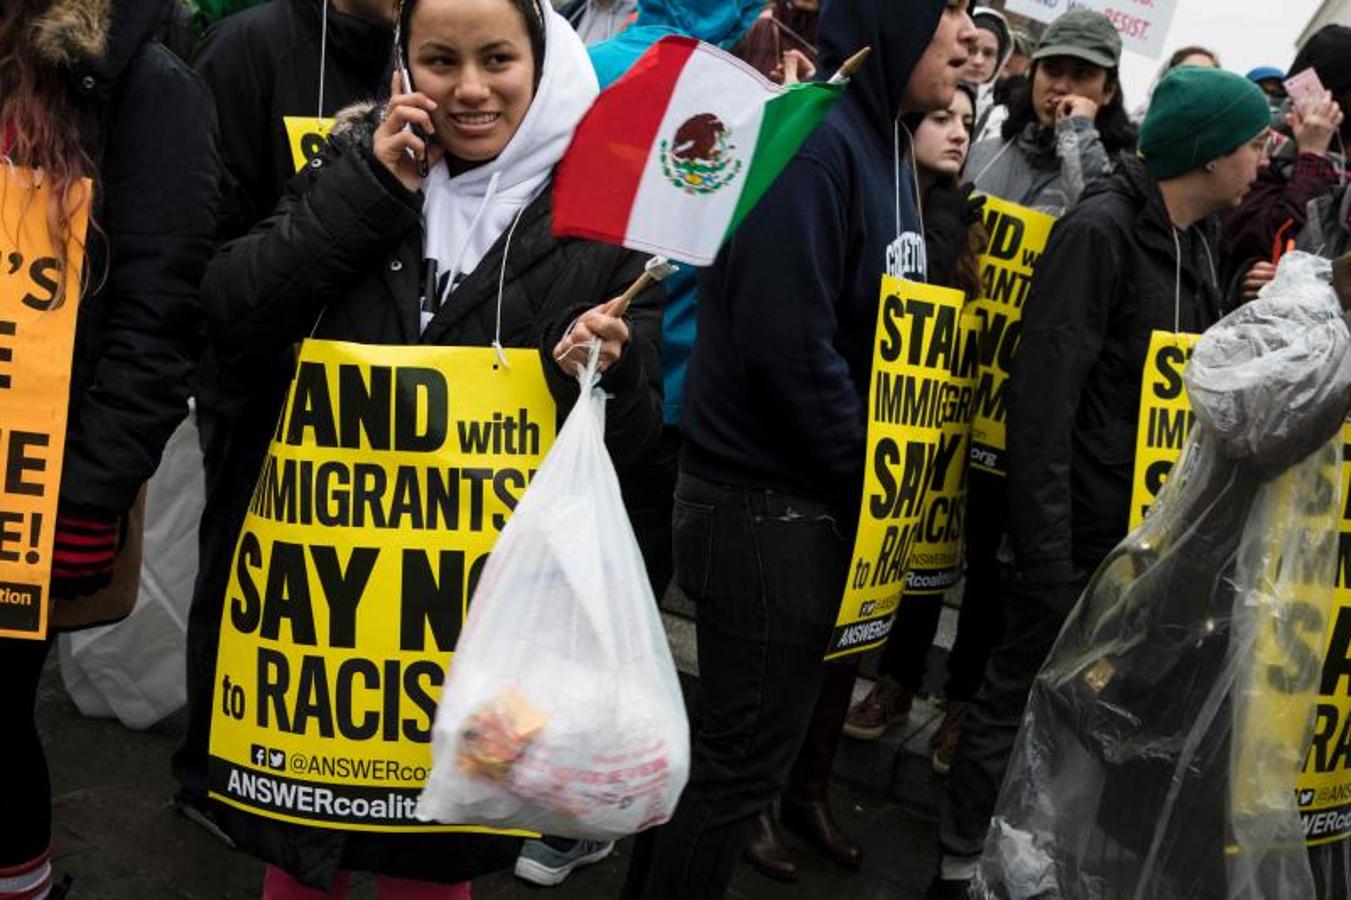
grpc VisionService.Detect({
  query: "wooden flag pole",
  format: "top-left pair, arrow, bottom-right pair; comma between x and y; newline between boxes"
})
828,47 -> 872,85
610,256 -> 678,318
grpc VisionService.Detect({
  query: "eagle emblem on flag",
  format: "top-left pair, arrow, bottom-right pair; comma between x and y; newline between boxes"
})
659,114 -> 743,196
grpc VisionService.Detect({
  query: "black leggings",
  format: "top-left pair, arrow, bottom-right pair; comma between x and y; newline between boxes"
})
0,637 -> 53,866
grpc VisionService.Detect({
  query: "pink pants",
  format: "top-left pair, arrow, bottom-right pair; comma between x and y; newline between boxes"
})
262,866 -> 471,900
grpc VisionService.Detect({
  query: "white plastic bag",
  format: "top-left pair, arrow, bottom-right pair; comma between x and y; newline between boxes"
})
416,349 -> 689,840
59,407 -> 205,729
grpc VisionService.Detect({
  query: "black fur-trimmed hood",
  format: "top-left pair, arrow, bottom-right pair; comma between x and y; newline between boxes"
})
32,0 -> 171,92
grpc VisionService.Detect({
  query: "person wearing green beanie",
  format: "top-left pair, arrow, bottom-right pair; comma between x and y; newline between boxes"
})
1139,66 -> 1273,182
932,56 -> 1272,900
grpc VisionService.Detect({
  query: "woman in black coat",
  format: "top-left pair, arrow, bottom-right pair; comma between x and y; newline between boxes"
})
0,0 -> 219,894
199,0 -> 663,894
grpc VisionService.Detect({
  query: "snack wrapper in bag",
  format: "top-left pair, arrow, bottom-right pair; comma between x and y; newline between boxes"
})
416,346 -> 690,840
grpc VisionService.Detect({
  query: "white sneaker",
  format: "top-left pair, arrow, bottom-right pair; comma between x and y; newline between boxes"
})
513,838 -> 616,887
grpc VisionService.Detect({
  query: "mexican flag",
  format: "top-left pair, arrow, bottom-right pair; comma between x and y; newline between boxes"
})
553,36 -> 844,267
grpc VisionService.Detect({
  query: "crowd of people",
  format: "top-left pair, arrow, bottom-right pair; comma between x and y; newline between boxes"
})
3,0 -> 1351,898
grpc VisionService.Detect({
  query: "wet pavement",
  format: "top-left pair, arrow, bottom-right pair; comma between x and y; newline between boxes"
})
37,647 -> 949,899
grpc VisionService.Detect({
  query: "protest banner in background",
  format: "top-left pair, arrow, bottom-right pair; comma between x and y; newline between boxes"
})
1128,342 -> 1351,848
208,340 -> 554,832
284,116 -> 336,173
905,310 -> 980,598
827,278 -> 969,659
1003,0 -> 1179,60
1128,330 -> 1198,530
968,197 -> 1055,477
0,168 -> 90,641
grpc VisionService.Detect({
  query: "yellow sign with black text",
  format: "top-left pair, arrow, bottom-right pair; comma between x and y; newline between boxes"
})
968,197 -> 1055,477
1128,339 -> 1351,847
905,310 -> 980,597
285,116 -> 336,173
826,278 -> 968,659
0,168 -> 90,641
1128,330 -> 1199,531
208,340 -> 554,832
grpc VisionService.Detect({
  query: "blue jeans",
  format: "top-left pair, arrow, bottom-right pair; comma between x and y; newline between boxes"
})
623,473 -> 851,899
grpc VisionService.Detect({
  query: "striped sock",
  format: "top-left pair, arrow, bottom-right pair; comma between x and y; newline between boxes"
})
0,849 -> 53,900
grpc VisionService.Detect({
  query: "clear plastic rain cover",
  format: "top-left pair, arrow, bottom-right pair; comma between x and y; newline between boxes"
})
979,252 -> 1351,899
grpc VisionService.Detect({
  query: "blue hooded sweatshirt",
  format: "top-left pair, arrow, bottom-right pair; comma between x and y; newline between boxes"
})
587,0 -> 763,425
680,0 -> 942,509
587,0 -> 763,88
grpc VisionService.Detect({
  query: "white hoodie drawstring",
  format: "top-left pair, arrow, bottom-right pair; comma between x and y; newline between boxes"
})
445,171 -> 503,298
894,117 -> 927,282
492,205 -> 529,369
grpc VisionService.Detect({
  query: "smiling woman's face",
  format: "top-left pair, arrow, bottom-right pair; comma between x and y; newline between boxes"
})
408,0 -> 537,166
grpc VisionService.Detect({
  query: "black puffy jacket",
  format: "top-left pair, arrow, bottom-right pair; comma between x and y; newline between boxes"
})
194,0 -> 392,240
1007,155 -> 1224,587
34,0 -> 220,520
198,109 -> 664,888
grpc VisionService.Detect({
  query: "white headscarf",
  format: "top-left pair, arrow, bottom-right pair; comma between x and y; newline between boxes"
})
421,3 -> 599,324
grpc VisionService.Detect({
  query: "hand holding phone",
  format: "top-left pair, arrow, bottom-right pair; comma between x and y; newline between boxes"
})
374,69 -> 442,191
1284,67 -> 1327,110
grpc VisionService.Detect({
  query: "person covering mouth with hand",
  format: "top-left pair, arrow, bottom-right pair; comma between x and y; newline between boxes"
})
965,7 -> 1138,216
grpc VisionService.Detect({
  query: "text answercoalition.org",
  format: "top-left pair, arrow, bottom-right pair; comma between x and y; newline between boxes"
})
285,752 -> 428,783
225,766 -> 423,822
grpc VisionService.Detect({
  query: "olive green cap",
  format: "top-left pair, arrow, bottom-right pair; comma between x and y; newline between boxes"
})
1033,9 -> 1122,69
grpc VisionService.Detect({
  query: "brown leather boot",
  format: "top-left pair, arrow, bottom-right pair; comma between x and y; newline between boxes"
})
780,795 -> 864,868
742,809 -> 797,882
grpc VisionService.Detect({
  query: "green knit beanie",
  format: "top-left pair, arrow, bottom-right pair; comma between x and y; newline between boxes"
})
1139,67 -> 1271,180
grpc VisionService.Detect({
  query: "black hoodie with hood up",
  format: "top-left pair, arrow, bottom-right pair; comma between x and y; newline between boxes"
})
681,0 -> 946,512
194,0 -> 393,240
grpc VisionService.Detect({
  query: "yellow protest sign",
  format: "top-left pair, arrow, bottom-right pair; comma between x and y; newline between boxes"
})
1231,460 -> 1339,835
905,309 -> 980,597
284,116 -> 336,173
0,168 -> 90,641
1127,339 -> 1351,848
1301,430 -> 1351,847
968,197 -> 1055,476
1127,330 -> 1198,531
208,340 -> 554,832
826,278 -> 968,659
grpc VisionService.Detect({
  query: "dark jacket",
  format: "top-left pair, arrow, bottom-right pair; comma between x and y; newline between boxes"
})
681,0 -> 941,511
1296,183 -> 1351,259
194,0 -> 392,240
1007,155 -> 1224,588
34,0 -> 220,520
199,110 -> 663,888
1219,141 -> 1341,307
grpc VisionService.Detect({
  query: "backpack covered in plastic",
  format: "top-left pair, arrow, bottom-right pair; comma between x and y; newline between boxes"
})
416,349 -> 689,840
980,252 -> 1351,899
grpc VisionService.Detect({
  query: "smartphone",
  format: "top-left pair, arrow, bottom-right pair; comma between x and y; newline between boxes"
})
393,23 -> 433,176
1284,67 -> 1326,109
